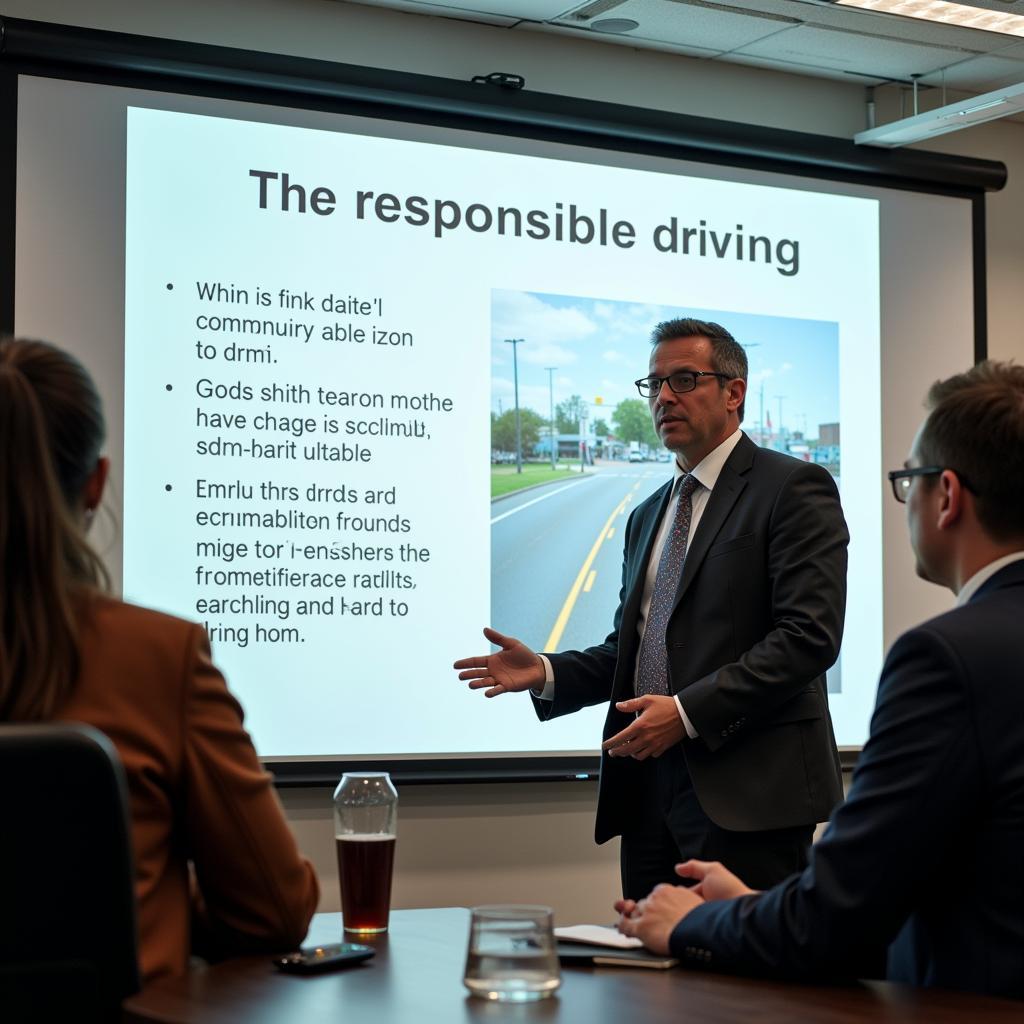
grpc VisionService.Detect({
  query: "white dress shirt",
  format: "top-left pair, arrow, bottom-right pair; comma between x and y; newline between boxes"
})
537,429 -> 744,740
955,551 -> 1024,607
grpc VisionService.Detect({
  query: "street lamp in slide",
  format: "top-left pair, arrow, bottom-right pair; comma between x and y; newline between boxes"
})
545,366 -> 557,470
578,405 -> 588,473
505,338 -> 524,474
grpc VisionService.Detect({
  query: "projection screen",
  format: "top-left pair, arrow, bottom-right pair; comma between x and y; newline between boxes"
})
3,25 -> 999,780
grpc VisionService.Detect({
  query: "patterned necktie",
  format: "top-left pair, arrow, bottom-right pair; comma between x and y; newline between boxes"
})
635,474 -> 701,697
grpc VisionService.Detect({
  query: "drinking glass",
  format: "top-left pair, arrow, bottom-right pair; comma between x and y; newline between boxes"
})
463,905 -> 561,1002
333,772 -> 397,934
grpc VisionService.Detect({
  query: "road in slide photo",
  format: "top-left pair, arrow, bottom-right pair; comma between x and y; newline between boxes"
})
490,464 -> 667,658
490,463 -> 841,694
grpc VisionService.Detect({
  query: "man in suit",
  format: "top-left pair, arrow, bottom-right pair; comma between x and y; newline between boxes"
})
455,318 -> 847,897
615,360 -> 1024,999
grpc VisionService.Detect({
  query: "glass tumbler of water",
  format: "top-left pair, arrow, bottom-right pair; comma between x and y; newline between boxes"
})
463,905 -> 561,1002
333,772 -> 398,934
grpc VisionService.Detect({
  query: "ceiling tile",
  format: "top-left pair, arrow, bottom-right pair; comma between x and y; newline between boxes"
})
350,0 -> 565,21
559,0 -> 1004,51
949,0 -> 1024,8
532,20 -> 723,57
553,0 -> 799,50
345,0 -> 1024,96
982,38 -> 1024,60
916,54 -> 1024,90
722,47 -> 893,84
737,24 -> 976,78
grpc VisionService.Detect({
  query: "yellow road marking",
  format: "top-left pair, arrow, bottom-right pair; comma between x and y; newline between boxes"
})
583,570 -> 597,592
607,527 -> 615,540
545,492 -> 631,651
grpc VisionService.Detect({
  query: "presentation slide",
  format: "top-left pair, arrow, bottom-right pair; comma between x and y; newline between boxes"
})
121,107 -> 880,759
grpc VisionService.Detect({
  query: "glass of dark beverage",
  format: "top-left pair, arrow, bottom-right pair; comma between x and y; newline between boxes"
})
333,772 -> 398,934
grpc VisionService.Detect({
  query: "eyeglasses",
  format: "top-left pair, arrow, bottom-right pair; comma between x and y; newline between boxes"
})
635,370 -> 731,397
887,466 -> 979,504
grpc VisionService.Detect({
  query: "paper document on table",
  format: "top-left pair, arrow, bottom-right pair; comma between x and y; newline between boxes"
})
554,925 -> 643,949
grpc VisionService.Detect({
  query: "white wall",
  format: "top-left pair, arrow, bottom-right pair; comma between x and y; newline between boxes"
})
7,0 -> 1022,921
919,121 -> 1024,366
866,87 -> 1024,366
287,780 -> 617,919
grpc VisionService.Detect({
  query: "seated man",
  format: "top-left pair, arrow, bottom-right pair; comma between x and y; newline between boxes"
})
616,361 -> 1024,1000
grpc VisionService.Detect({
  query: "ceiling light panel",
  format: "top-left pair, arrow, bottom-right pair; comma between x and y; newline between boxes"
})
835,0 -> 1024,37
855,78 -> 1024,144
807,2 -> 1005,50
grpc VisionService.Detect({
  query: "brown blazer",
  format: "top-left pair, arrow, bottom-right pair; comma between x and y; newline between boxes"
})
56,595 -> 319,982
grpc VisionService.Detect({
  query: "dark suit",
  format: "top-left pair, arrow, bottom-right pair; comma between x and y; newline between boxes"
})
670,559 -> 1024,999
535,433 -> 847,894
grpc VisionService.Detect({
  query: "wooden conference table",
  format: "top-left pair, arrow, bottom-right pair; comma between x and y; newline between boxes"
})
123,908 -> 1022,1023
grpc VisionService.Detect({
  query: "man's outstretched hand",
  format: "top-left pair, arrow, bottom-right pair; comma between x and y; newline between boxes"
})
453,627 -> 546,697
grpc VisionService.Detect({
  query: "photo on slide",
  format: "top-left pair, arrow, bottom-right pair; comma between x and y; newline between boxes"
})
489,289 -> 842,692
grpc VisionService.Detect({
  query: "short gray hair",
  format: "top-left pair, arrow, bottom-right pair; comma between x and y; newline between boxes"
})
650,318 -> 748,421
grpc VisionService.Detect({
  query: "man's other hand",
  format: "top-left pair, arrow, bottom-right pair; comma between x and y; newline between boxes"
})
603,695 -> 684,759
614,883 -> 704,955
453,627 -> 546,697
675,859 -> 756,901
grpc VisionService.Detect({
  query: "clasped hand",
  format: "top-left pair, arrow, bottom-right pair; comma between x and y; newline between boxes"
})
614,860 -> 756,954
602,695 -> 685,760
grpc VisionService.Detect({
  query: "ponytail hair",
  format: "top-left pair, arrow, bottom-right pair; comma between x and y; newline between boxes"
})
0,338 -> 110,720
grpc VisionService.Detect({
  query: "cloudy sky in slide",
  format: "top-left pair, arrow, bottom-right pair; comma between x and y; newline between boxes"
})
491,290 -> 839,438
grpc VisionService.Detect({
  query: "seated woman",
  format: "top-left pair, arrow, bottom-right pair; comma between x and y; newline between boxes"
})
0,337 -> 319,982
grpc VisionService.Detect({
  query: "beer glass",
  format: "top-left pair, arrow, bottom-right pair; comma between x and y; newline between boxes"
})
463,905 -> 561,1002
333,772 -> 398,934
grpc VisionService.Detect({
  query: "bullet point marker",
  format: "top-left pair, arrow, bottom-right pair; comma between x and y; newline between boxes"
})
165,384 -> 173,391
165,484 -> 172,492
166,283 -> 174,290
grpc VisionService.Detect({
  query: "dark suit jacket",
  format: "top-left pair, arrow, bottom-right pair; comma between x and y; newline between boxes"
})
536,433 -> 847,839
671,559 -> 1024,999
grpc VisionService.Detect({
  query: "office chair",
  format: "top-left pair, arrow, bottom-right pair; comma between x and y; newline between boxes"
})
0,722 -> 140,1021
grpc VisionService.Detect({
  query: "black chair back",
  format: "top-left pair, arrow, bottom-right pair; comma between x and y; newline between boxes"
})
0,722 -> 140,1021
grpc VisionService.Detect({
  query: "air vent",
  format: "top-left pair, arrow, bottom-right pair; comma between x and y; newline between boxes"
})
569,0 -> 630,23
665,0 -> 800,25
